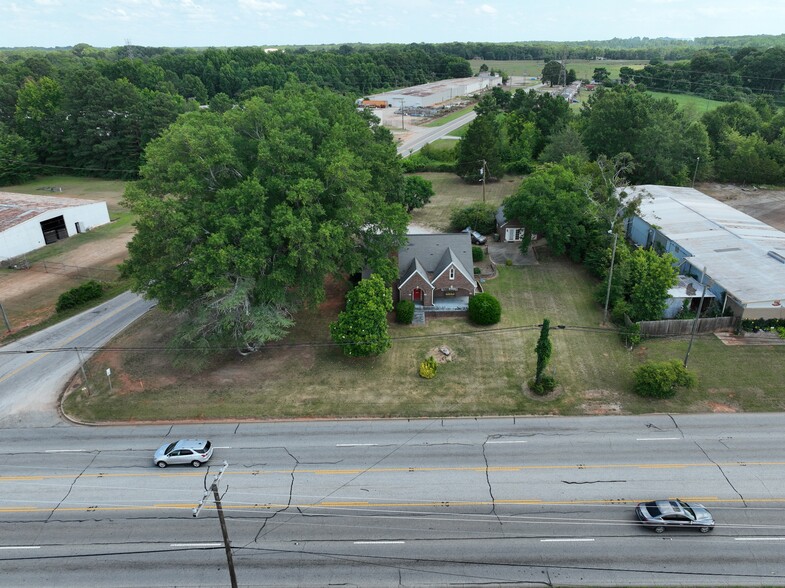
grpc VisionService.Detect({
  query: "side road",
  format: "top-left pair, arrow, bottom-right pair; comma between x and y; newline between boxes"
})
0,291 -> 155,428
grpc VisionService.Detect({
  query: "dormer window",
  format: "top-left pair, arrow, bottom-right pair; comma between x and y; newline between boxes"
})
449,267 -> 455,280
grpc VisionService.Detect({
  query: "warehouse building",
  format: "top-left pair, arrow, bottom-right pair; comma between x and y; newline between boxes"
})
625,185 -> 785,319
0,192 -> 111,261
370,73 -> 502,109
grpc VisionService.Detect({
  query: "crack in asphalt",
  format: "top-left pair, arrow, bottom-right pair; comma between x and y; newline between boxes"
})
482,437 -> 503,528
561,480 -> 626,484
42,451 -> 99,526
694,440 -> 747,506
667,414 -> 685,438
249,447 -> 299,544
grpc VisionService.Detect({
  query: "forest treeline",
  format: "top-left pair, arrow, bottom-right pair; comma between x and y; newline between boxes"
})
0,43 -> 470,182
1,38 -> 784,185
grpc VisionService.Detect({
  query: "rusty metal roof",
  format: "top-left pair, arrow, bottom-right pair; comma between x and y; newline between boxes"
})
0,191 -> 98,232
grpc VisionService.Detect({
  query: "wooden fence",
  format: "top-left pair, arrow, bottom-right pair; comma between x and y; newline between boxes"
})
637,316 -> 739,337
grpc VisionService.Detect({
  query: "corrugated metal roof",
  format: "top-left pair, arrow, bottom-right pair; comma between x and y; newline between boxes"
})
0,191 -> 98,232
625,185 -> 785,305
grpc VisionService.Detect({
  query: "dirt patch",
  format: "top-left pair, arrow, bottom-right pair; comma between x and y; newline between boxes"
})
696,182 -> 785,231
426,345 -> 456,364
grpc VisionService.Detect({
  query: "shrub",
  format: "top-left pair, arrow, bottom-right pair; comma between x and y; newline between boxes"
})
473,267 -> 481,275
504,258 -> 512,266
529,374 -> 556,395
396,300 -> 415,324
633,360 -> 696,399
449,202 -> 497,234
56,280 -> 104,313
419,356 -> 437,379
468,293 -> 501,325
472,246 -> 484,262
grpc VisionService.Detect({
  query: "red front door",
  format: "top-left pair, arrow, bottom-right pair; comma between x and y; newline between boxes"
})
413,288 -> 422,301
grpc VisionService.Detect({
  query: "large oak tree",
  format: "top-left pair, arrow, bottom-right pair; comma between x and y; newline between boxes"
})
122,82 -> 408,354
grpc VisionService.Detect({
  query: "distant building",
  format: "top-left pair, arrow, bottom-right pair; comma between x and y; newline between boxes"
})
624,185 -> 785,319
369,75 -> 502,109
0,192 -> 110,261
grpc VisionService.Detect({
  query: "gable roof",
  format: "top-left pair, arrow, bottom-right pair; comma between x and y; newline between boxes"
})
433,247 -> 475,284
0,192 -> 99,232
399,256 -> 433,290
398,233 -> 474,278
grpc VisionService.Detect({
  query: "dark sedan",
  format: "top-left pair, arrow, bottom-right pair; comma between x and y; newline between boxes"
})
635,499 -> 715,533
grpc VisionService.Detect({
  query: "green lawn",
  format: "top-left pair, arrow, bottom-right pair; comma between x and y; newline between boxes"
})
408,172 -> 523,231
424,105 -> 475,127
646,91 -> 725,117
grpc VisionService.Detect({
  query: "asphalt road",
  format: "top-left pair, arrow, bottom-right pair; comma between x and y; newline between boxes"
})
0,291 -> 156,428
3,414 -> 785,586
396,110 -> 477,156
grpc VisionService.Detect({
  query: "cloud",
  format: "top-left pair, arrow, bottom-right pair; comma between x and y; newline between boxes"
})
475,3 -> 497,15
238,0 -> 286,12
292,8 -> 304,17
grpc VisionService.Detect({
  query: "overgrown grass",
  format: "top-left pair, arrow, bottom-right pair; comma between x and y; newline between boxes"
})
409,172 -> 523,231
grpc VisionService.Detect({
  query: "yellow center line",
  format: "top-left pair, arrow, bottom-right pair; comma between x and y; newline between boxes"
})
3,497 -> 785,515
2,461 -> 784,483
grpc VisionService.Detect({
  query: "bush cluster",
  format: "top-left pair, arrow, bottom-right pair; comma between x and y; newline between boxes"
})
633,360 -> 696,399
472,246 -> 484,262
395,300 -> 415,324
529,374 -> 556,396
449,203 -> 497,235
56,280 -> 104,313
741,318 -> 785,332
419,356 -> 438,379
468,293 -> 501,325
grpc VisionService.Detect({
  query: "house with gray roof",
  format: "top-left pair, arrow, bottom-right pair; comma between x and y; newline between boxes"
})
397,233 -> 477,309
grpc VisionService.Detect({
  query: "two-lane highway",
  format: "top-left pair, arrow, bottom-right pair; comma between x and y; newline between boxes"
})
2,415 -> 785,585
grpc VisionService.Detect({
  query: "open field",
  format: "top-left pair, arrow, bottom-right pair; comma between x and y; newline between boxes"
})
409,172 -> 523,231
647,91 -> 725,115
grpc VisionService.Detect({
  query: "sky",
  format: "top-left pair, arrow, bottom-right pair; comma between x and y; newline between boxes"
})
1,0 -> 784,49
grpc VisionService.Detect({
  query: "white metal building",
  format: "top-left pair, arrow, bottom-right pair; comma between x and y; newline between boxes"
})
0,192 -> 111,261
624,185 -> 785,319
370,74 -> 502,109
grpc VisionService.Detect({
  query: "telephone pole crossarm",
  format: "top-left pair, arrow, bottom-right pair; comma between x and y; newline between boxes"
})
193,460 -> 229,518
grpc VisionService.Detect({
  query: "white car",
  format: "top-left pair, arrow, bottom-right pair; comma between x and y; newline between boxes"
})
153,439 -> 213,468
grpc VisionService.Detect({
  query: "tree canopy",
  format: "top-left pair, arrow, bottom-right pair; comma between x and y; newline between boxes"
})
121,82 -> 408,354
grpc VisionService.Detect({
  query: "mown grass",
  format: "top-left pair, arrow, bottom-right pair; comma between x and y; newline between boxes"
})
409,172 -> 523,231
424,105 -> 475,127
646,91 -> 725,117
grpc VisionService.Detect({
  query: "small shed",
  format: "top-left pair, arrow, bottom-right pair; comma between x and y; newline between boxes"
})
496,206 -> 525,242
0,192 -> 110,261
664,275 -> 716,318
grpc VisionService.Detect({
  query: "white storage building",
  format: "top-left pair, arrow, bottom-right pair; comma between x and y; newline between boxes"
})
370,74 -> 502,109
0,192 -> 111,261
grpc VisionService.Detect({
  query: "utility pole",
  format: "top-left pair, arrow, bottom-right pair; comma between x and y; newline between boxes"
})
692,156 -> 700,188
480,159 -> 487,203
684,267 -> 708,368
603,230 -> 619,324
398,98 -> 405,130
0,302 -> 10,332
193,462 -> 237,588
74,347 -> 91,396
